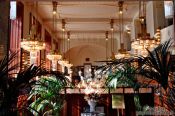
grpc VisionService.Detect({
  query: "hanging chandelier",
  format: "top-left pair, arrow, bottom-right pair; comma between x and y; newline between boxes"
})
47,51 -> 62,71
47,51 -> 62,61
64,31 -> 73,68
115,1 -> 130,59
21,2 -> 45,53
131,33 -> 160,57
57,21 -> 73,74
21,25 -> 45,52
21,39 -> 45,52
46,1 -> 62,71
131,1 -> 160,57
115,45 -> 130,59
21,2 -> 45,65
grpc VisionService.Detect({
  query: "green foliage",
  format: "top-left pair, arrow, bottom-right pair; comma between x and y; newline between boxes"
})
28,75 -> 68,116
0,51 -> 70,116
0,52 -> 18,91
0,52 -> 19,115
134,95 -> 142,111
105,63 -> 142,110
138,40 -> 172,90
0,63 -> 45,115
106,63 -> 139,90
0,52 -> 43,115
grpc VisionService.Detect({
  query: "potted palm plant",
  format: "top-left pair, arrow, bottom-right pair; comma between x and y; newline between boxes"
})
137,40 -> 172,91
27,72 -> 69,116
137,39 -> 175,112
103,39 -> 175,113
0,52 -> 46,115
103,63 -> 142,111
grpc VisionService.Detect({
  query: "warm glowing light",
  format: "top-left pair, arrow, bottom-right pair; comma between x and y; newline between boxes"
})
115,52 -> 130,59
52,1 -> 57,15
66,63 -> 73,68
21,39 -> 45,52
111,28 -> 114,31
47,52 -> 62,71
131,33 -> 161,57
84,86 -> 95,95
47,54 -> 62,61
127,29 -> 131,34
139,16 -> 145,24
58,60 -> 69,67
52,10 -> 57,15
21,33 -> 45,65
119,10 -> 123,14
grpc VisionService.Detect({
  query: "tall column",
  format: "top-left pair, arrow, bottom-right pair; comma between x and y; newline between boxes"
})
0,0 -> 10,59
146,1 -> 165,37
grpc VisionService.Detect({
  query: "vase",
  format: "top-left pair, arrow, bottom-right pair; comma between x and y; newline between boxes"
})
87,99 -> 97,112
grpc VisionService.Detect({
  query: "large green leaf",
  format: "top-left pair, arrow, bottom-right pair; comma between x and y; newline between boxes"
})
138,40 -> 172,90
28,75 -> 68,115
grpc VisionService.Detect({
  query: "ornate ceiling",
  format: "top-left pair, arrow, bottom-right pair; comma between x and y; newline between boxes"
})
26,1 -> 140,40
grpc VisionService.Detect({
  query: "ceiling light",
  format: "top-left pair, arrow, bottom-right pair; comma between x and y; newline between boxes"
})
62,19 -> 66,32
139,1 -> 146,24
47,51 -> 62,71
131,1 -> 161,57
119,7 -> 123,14
127,29 -> 131,34
118,1 -> 124,14
110,19 -> 114,31
62,28 -> 65,32
111,28 -> 114,31
139,16 -> 145,24
21,2 -> 45,65
47,53 -> 62,61
115,44 -> 130,59
21,38 -> 45,52
52,1 -> 57,15
67,31 -> 70,41
119,10 -> 123,14
131,33 -> 160,57
115,1 -> 130,59
105,31 -> 108,41
52,11 -> 57,15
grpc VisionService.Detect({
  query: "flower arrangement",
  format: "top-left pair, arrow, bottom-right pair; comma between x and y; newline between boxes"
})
84,93 -> 100,102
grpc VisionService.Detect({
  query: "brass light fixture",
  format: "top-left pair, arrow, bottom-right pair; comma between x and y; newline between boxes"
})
52,1 -> 57,15
115,1 -> 130,59
58,19 -> 71,72
105,31 -> 108,60
66,31 -> 73,74
118,1 -> 124,14
139,1 -> 146,24
131,1 -> 161,57
62,19 -> 66,32
110,19 -> 115,59
46,1 -> 62,71
21,2 -> 45,65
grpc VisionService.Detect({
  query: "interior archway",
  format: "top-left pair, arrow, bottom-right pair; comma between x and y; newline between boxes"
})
65,44 -> 107,66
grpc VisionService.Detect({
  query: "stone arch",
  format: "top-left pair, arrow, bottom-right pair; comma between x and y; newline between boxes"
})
65,44 -> 107,66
